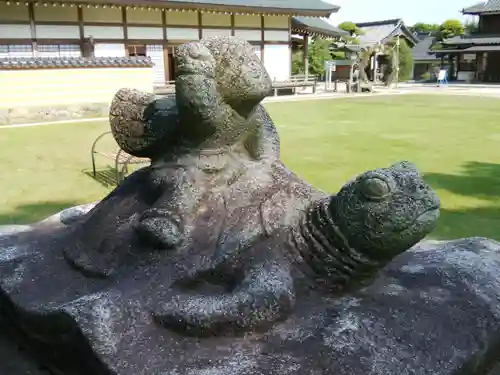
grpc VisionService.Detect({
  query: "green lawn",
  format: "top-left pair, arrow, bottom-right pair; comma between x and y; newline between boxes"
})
1,94 -> 500,241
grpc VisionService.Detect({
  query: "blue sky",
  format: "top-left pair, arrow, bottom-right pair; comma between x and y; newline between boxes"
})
325,0 -> 479,26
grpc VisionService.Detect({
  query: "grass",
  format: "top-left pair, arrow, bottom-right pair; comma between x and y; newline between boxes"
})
1,94 -> 500,241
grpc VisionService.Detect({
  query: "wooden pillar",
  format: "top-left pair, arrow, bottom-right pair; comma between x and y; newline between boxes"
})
447,54 -> 453,80
197,11 -> 202,40
260,15 -> 264,62
27,2 -> 37,56
303,33 -> 309,78
372,54 -> 378,82
121,7 -> 128,42
162,9 -> 169,83
77,5 -> 85,55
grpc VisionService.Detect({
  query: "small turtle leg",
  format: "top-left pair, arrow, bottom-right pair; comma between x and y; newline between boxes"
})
151,259 -> 295,336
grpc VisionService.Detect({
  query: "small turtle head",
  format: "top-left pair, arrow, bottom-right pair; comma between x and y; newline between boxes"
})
109,88 -> 180,158
330,161 -> 440,261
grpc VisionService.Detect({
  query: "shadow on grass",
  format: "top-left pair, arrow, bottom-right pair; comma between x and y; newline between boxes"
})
432,206 -> 500,241
425,161 -> 500,201
0,201 -> 80,225
424,161 -> 500,241
82,167 -> 119,188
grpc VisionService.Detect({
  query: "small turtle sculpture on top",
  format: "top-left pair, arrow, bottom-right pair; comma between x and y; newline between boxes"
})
63,36 -> 283,276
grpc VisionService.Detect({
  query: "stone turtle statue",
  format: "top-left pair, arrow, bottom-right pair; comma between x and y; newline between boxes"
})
2,35 -> 500,375
0,161 -> 438,375
151,161 -> 440,336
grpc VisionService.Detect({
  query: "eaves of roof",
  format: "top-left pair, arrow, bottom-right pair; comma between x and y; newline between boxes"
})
292,16 -> 349,38
48,0 -> 341,17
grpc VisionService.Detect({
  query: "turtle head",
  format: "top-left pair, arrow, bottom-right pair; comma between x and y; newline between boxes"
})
329,161 -> 440,261
109,88 -> 180,158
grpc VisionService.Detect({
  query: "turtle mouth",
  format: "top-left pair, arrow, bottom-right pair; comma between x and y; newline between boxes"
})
398,206 -> 440,233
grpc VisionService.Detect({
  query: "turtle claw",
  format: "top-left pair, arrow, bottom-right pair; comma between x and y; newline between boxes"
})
136,208 -> 184,249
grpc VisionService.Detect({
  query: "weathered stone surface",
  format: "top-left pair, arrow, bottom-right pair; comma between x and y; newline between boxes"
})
0,160 -> 437,375
39,201 -> 97,225
151,161 -> 439,337
0,224 -> 32,237
0,329 -> 48,375
0,202 -> 97,237
2,237 -> 500,374
0,36 -> 496,375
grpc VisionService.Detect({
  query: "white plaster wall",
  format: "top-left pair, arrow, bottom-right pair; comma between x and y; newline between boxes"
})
94,43 -> 126,57
264,30 -> 289,42
201,28 -> 231,38
83,26 -> 124,39
127,27 -> 163,40
36,25 -> 80,39
166,28 -> 199,40
263,44 -> 291,82
234,29 -> 261,42
0,24 -> 31,38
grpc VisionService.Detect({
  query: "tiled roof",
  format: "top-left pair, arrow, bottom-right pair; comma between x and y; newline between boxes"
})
467,44 -> 500,51
433,44 -> 500,53
355,19 -> 419,47
292,16 -> 349,38
442,35 -> 500,45
462,0 -> 500,14
0,56 -> 153,70
412,35 -> 438,61
80,0 -> 340,17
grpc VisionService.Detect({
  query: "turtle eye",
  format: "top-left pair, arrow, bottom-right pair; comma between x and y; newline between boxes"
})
360,177 -> 391,201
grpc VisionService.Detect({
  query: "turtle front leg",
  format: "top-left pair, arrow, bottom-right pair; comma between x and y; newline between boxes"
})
151,258 -> 296,336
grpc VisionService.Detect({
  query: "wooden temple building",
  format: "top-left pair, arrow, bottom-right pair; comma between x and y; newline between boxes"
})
0,0 -> 341,124
434,0 -> 500,82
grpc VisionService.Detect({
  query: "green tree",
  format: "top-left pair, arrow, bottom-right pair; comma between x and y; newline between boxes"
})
464,20 -> 478,34
397,38 -> 414,81
307,38 -> 332,75
338,21 -> 363,44
291,50 -> 305,74
437,19 -> 465,40
338,21 -> 363,36
384,38 -> 414,83
409,22 -> 440,34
